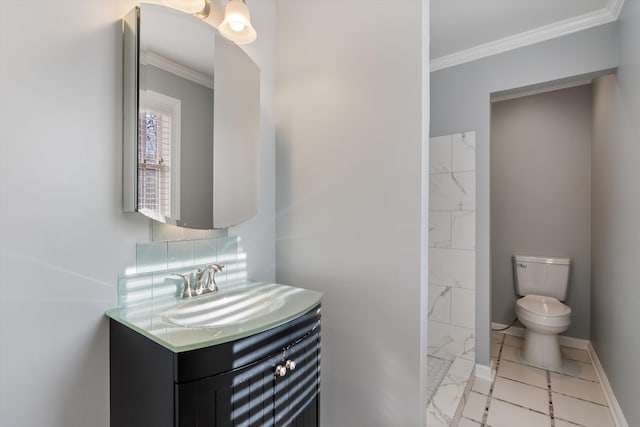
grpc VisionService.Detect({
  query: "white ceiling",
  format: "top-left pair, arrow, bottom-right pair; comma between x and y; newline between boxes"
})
430,0 -> 624,70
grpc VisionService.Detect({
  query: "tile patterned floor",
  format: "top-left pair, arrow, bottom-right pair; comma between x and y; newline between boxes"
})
459,331 -> 616,427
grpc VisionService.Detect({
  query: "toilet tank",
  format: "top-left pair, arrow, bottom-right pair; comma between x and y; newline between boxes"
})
513,255 -> 571,300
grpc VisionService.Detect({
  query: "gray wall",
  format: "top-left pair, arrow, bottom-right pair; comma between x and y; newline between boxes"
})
591,0 -> 640,423
491,85 -> 592,339
0,1 -> 276,426
430,22 -> 618,365
275,1 -> 427,425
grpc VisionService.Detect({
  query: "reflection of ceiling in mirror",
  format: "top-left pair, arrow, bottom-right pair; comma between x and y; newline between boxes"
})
141,51 -> 215,89
140,4 -> 216,79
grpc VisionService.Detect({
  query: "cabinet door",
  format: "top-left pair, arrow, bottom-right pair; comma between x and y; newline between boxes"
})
176,332 -> 320,427
274,329 -> 321,427
176,352 -> 279,427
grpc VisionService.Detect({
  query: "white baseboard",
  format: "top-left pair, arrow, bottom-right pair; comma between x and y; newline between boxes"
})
491,322 -> 589,349
587,342 -> 629,427
475,361 -> 495,382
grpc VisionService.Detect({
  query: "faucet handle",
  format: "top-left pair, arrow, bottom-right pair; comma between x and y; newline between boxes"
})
172,273 -> 193,298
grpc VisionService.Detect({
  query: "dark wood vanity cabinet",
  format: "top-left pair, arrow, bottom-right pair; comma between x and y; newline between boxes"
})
110,305 -> 321,427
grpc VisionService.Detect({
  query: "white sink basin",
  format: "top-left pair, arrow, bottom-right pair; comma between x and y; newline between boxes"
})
163,288 -> 285,328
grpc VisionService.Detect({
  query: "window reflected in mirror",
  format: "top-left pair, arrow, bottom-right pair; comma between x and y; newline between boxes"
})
138,90 -> 181,222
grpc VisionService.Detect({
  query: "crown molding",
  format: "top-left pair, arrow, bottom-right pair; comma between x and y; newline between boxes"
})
430,0 -> 625,72
140,51 -> 215,89
490,78 -> 593,103
607,0 -> 626,18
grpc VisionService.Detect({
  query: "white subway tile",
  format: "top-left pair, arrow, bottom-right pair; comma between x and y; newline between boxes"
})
429,248 -> 476,289
430,135 -> 452,173
430,172 -> 475,211
452,131 -> 476,172
452,211 -> 475,249
428,321 -> 475,361
429,285 -> 451,323
451,288 -> 475,329
429,211 -> 452,248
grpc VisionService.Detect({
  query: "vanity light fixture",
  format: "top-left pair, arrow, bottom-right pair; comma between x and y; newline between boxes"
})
162,0 -> 210,16
193,0 -> 211,20
217,0 -> 257,45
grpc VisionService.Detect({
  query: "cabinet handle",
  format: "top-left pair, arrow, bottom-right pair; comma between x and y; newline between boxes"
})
285,360 -> 296,371
275,365 -> 287,377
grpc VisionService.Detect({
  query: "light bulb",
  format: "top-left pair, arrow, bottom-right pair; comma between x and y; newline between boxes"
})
218,0 -> 257,44
229,21 -> 246,32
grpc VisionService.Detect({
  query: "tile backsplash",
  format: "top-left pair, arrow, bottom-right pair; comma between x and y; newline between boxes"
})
117,235 -> 247,308
428,131 -> 476,362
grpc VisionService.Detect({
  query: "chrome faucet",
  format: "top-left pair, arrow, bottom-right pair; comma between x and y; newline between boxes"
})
174,264 -> 224,298
195,264 -> 224,295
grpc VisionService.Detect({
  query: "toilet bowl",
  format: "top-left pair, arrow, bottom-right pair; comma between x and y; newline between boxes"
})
513,255 -> 572,370
516,294 -> 571,369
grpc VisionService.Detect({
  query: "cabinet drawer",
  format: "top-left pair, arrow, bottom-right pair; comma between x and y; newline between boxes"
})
174,304 -> 321,383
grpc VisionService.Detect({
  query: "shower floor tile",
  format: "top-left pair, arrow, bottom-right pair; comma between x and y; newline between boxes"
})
427,356 -> 452,404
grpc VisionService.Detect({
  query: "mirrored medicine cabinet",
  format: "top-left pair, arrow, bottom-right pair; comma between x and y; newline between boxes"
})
123,4 -> 260,229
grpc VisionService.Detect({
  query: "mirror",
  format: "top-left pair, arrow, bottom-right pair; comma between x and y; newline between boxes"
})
123,4 -> 260,229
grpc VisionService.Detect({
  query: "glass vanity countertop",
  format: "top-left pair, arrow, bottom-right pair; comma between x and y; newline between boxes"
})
106,281 -> 323,353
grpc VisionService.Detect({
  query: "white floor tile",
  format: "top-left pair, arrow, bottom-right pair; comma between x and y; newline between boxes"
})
486,399 -> 551,427
497,359 -> 547,389
458,417 -> 482,427
461,391 -> 486,423
550,372 -> 607,405
561,346 -> 591,363
499,344 -> 529,365
492,377 -> 550,414
551,358 -> 598,382
503,334 -> 524,348
491,331 -> 504,345
471,377 -> 492,395
552,392 -> 614,427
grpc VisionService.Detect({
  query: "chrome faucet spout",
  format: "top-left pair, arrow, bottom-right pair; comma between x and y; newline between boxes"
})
207,264 -> 223,292
195,264 -> 224,295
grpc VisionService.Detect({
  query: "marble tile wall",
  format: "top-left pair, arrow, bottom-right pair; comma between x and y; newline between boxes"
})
428,132 -> 476,362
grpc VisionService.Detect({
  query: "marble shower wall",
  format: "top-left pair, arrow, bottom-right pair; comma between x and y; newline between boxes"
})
428,132 -> 476,362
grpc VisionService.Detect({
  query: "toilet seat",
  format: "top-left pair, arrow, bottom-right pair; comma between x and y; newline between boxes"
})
516,294 -> 571,331
517,294 -> 571,317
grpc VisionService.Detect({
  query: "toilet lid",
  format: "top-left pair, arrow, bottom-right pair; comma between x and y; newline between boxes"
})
517,295 -> 571,317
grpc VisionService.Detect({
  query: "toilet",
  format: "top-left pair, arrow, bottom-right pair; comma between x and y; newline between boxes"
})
513,255 -> 572,369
